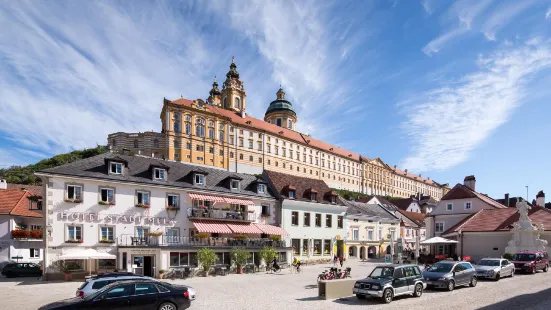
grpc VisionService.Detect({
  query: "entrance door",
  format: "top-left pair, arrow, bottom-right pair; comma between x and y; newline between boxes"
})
144,256 -> 153,277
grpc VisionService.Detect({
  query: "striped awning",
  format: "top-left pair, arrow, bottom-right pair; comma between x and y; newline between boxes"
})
227,223 -> 264,234
191,220 -> 232,234
253,223 -> 288,236
224,197 -> 255,205
189,193 -> 225,203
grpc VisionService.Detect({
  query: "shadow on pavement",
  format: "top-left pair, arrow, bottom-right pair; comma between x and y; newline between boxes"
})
304,284 -> 318,289
296,297 -> 321,301
477,287 -> 551,310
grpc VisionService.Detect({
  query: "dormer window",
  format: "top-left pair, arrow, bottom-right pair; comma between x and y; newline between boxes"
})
289,190 -> 295,199
110,162 -> 122,174
258,183 -> 266,194
230,180 -> 240,190
330,196 -> 337,204
195,174 -> 205,185
154,168 -> 166,180
311,193 -> 317,201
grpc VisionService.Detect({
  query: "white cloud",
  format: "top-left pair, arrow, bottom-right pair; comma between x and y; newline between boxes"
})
546,7 -> 551,20
421,0 -> 434,15
482,0 -> 536,41
402,40 -> 551,172
422,0 -> 493,56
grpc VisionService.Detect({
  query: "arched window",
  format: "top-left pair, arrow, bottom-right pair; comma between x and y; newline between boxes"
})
153,139 -> 159,148
208,128 -> 215,139
234,97 -> 240,109
134,140 -> 139,148
196,118 -> 205,137
185,114 -> 192,122
219,130 -> 225,142
185,123 -> 191,135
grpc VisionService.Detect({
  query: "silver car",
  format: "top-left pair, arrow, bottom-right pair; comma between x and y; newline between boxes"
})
76,274 -> 157,297
474,258 -> 514,280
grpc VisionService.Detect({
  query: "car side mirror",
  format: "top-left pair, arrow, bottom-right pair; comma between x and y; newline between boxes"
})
452,271 -> 456,276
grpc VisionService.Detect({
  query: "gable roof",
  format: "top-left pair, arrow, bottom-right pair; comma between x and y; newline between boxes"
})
6,184 -> 42,196
441,207 -> 551,235
396,209 -> 426,227
38,153 -> 275,200
343,200 -> 398,221
389,198 -> 417,211
441,183 -> 507,209
263,170 -> 343,205
169,98 -> 362,161
0,189 -> 43,218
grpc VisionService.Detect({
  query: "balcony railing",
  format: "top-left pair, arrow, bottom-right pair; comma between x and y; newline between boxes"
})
188,208 -> 256,222
117,235 -> 287,248
11,229 -> 43,239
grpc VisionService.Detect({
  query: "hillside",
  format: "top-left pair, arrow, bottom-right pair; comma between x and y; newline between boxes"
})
0,146 -> 108,185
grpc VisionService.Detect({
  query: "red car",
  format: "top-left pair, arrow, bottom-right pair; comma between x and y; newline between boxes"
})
511,251 -> 549,274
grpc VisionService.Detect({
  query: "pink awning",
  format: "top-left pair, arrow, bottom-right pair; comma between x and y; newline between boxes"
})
189,193 -> 225,203
191,220 -> 232,234
224,197 -> 255,205
253,223 -> 288,236
227,223 -> 263,234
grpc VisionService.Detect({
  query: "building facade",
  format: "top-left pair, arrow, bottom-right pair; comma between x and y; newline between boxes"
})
107,58 -> 448,199
36,153 -> 290,280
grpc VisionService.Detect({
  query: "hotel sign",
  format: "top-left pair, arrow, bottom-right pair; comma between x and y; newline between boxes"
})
57,212 -> 172,225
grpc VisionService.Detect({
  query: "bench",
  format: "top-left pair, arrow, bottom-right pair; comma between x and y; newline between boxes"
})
318,279 -> 357,300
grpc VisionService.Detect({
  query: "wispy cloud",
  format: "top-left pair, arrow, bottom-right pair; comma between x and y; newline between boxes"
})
422,0 -> 493,56
421,0 -> 437,15
402,39 -> 551,172
546,7 -> 551,20
482,0 -> 536,41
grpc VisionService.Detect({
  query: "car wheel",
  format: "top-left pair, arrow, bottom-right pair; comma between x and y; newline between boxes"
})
382,288 -> 393,303
470,277 -> 477,287
494,273 -> 500,281
356,294 -> 366,299
158,302 -> 177,310
447,280 -> 455,291
5,272 -> 14,278
413,283 -> 423,297
511,269 -> 515,277
544,265 -> 548,273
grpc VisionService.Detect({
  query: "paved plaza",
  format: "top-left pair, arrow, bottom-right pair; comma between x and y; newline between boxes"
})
2,259 -> 551,310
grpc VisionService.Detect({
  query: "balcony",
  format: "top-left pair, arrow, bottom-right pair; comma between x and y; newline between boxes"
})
188,208 -> 256,222
11,229 -> 43,240
117,235 -> 288,249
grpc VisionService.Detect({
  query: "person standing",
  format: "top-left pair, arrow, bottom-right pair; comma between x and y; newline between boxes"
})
339,256 -> 344,268
333,255 -> 338,266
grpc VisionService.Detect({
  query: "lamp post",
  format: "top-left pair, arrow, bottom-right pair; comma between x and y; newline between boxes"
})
526,186 -> 529,201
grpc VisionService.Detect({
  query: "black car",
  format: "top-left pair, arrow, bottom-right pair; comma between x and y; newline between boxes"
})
39,280 -> 195,310
353,264 -> 426,303
1,262 -> 42,278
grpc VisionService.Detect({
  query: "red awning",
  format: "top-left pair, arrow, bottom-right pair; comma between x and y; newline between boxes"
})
191,220 -> 232,234
224,197 -> 255,206
253,223 -> 288,236
189,193 -> 225,203
227,223 -> 263,234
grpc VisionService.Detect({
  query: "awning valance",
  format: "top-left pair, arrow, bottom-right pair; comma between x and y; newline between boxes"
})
224,197 -> 255,206
253,223 -> 288,236
420,237 -> 458,244
191,220 -> 232,234
59,249 -> 116,260
189,193 -> 225,203
227,223 -> 263,234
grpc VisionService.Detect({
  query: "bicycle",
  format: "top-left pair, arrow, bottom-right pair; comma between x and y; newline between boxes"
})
267,264 -> 281,273
291,262 -> 302,274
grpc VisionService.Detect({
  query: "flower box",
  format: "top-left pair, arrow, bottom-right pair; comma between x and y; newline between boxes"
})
165,205 -> 180,210
148,232 -> 163,237
269,235 -> 281,241
234,234 -> 248,240
66,239 -> 83,243
99,239 -> 114,244
65,198 -> 82,203
195,233 -> 209,239
261,213 -> 270,217
247,210 -> 255,213
222,207 -> 231,211
11,229 -> 43,239
135,204 -> 150,208
98,201 -> 116,206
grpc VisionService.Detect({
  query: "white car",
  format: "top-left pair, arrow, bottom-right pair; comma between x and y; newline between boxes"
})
474,258 -> 514,281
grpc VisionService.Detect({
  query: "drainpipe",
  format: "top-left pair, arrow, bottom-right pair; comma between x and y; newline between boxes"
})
459,230 -> 463,260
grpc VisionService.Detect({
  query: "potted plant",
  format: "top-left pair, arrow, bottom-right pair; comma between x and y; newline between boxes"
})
234,234 -> 248,240
159,269 -> 165,279
197,248 -> 217,277
259,246 -> 277,270
222,206 -> 231,211
269,235 -> 281,241
52,260 -> 73,281
231,248 -> 251,274
195,233 -> 209,239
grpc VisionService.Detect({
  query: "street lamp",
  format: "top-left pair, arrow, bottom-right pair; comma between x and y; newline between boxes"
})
525,186 -> 529,201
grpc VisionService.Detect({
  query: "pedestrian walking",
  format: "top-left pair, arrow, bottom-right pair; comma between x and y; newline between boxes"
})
339,256 -> 344,268
333,255 -> 338,266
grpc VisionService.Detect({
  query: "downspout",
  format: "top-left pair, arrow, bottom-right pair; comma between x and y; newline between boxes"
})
39,176 -> 49,281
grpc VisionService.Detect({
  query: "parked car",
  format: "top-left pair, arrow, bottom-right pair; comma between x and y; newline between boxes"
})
1,262 -> 42,278
422,261 -> 477,291
75,273 -> 157,297
474,258 -> 514,280
39,280 -> 195,310
511,251 -> 549,274
353,264 -> 425,304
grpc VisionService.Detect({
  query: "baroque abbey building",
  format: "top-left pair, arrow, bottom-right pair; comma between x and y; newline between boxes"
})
108,58 -> 449,200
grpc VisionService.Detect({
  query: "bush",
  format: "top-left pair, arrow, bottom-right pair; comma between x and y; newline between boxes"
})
197,248 -> 217,274
503,252 -> 514,260
269,235 -> 281,241
51,260 -> 72,274
159,269 -> 165,274
195,233 -> 209,239
230,248 -> 251,269
259,246 -> 278,265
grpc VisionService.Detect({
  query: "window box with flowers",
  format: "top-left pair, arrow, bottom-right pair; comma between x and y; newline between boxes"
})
148,232 -> 163,237
222,206 -> 231,211
234,234 -> 248,240
11,229 -> 43,239
195,233 -> 210,239
98,201 -> 116,206
65,198 -> 82,203
269,235 -> 281,241
165,205 -> 179,210
135,204 -> 150,208
66,239 -> 83,243
247,210 -> 255,213
99,238 -> 114,244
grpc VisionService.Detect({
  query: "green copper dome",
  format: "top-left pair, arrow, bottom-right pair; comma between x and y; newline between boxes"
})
265,87 -> 296,116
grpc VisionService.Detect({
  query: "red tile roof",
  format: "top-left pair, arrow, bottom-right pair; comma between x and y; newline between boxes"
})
397,209 -> 426,227
390,166 -> 438,186
0,189 -> 42,218
170,98 -> 362,161
6,184 -> 42,196
441,183 -> 507,209
390,198 -> 415,211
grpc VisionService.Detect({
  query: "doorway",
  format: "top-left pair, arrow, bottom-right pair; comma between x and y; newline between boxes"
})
368,246 -> 377,259
144,256 -> 153,277
132,255 -> 154,277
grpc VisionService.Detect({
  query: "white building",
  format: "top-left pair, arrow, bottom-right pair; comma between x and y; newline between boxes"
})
0,182 -> 44,268
36,153 -> 289,280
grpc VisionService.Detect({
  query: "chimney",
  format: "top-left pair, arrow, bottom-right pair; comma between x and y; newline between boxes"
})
504,193 -> 510,207
536,190 -> 545,208
0,179 -> 7,190
393,165 -> 397,169
405,169 -> 408,173
464,175 -> 476,191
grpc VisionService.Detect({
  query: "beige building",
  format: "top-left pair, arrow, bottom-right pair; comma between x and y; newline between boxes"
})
107,58 -> 448,199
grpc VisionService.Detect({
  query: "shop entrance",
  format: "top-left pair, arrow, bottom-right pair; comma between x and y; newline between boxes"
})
132,255 -> 155,277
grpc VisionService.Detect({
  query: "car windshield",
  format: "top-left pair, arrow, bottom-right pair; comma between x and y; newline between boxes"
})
477,260 -> 500,266
427,263 -> 453,273
369,267 -> 395,278
513,254 -> 536,261
83,283 -> 118,300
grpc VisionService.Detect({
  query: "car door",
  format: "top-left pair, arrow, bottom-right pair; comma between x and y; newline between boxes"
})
86,284 -> 136,309
501,260 -> 512,275
460,263 -> 474,283
536,253 -> 544,270
452,264 -> 466,285
402,266 -> 416,292
131,283 -> 161,310
392,268 -> 408,294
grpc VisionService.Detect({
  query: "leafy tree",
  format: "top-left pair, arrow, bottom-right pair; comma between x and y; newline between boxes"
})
230,247 -> 251,270
259,246 -> 278,266
197,248 -> 217,275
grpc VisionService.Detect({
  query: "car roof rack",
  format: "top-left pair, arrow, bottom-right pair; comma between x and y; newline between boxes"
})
90,272 -> 138,279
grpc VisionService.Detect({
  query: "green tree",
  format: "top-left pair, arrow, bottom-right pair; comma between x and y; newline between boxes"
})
230,247 -> 251,270
197,248 -> 217,275
259,246 -> 278,266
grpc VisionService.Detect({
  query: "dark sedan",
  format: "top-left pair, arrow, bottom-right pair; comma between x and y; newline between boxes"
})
38,280 -> 195,310
1,263 -> 42,278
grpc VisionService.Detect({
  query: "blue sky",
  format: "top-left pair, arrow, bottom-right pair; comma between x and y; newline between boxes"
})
1,0 -> 551,200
